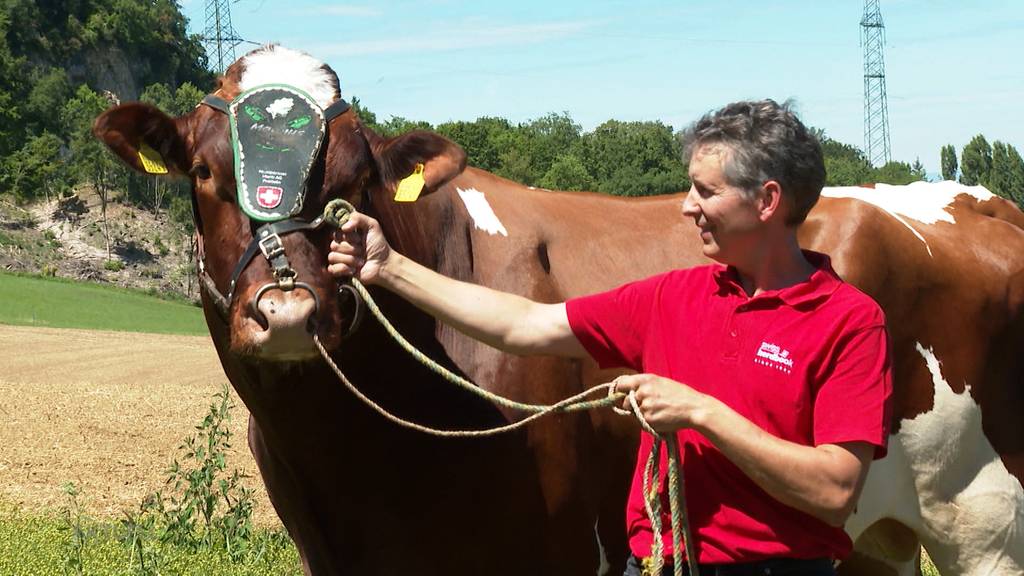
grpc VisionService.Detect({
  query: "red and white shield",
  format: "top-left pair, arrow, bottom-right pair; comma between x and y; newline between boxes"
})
256,186 -> 283,209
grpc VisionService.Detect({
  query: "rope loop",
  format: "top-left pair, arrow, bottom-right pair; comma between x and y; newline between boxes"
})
323,198 -> 355,228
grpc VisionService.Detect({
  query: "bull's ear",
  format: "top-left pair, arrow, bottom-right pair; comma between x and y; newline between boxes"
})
93,103 -> 189,176
368,129 -> 467,197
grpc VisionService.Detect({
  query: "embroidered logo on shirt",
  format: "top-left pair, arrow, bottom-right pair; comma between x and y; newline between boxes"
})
755,341 -> 794,374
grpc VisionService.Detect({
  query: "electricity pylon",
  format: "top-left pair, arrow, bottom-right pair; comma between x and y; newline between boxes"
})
203,0 -> 244,73
861,0 -> 892,166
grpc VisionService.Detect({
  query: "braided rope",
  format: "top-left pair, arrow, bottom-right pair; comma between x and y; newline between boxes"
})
315,199 -> 698,575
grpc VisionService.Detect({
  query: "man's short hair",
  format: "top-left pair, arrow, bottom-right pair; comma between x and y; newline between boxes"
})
682,99 -> 825,226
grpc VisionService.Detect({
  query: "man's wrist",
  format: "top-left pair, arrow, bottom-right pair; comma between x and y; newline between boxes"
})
375,251 -> 405,290
691,393 -> 726,435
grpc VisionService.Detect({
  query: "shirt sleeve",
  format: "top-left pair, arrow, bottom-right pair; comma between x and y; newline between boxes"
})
564,273 -> 666,371
813,323 -> 894,459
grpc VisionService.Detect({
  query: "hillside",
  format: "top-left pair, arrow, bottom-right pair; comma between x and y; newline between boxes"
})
0,190 -> 197,301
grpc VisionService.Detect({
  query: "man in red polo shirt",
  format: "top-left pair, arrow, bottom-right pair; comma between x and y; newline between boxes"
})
328,99 -> 892,575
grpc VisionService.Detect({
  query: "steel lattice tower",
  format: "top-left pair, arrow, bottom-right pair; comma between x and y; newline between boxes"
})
203,0 -> 244,73
861,0 -> 892,166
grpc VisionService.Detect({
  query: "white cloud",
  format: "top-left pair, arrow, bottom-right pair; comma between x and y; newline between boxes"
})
311,20 -> 597,57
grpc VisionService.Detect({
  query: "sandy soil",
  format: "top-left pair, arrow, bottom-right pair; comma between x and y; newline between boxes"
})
0,324 -> 278,526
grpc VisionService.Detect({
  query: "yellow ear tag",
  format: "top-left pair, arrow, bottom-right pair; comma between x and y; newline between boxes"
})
394,163 -> 425,202
137,143 -> 168,175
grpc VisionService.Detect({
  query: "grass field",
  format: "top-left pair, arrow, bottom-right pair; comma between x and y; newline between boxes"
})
0,504 -> 301,576
0,272 -> 206,335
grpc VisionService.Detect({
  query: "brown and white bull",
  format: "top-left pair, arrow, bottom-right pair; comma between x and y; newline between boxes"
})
94,46 -> 1023,575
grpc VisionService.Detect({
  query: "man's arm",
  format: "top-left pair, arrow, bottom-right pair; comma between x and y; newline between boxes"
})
613,373 -> 873,527
327,211 -> 588,358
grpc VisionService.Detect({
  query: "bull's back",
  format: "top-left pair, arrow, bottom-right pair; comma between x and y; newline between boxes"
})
447,168 -> 705,300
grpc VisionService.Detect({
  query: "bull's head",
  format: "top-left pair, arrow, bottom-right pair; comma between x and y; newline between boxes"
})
93,46 -> 466,361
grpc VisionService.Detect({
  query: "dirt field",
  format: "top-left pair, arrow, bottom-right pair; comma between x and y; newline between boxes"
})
0,324 -> 278,526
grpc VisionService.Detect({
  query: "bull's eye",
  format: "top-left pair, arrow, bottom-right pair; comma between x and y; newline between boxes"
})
190,163 -> 212,180
288,115 -> 312,129
244,105 -> 265,123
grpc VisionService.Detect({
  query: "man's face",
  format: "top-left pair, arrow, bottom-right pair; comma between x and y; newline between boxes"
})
682,144 -> 765,264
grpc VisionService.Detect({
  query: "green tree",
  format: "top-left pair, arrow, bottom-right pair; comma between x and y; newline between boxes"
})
577,120 -> 687,196
960,134 -> 992,187
0,8 -> 29,157
819,136 -> 872,186
513,112 -> 582,184
350,96 -> 379,131
940,144 -> 958,182
990,141 -> 1012,200
62,84 -> 120,258
24,67 -> 72,137
377,116 -> 433,138
1005,144 -> 1024,210
172,82 -> 204,116
539,152 -> 594,191
1,132 -> 67,202
910,158 -> 927,181
436,117 -> 514,173
140,82 -> 175,113
872,161 -> 925,185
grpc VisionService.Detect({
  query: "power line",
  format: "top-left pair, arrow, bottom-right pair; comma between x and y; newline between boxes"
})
861,0 -> 892,166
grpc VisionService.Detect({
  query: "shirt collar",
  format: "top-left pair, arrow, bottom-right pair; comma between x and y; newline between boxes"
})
711,250 -> 841,307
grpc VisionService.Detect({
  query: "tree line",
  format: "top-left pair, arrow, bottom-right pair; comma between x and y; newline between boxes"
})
2,0 -> 1022,221
942,137 -> 1024,208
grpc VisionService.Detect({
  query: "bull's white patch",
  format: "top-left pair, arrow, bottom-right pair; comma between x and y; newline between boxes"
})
457,187 -> 508,236
821,181 -> 996,258
239,46 -> 337,109
847,343 -> 1024,575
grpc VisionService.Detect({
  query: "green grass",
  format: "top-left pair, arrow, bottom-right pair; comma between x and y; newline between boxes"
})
0,272 -> 206,336
0,505 -> 301,576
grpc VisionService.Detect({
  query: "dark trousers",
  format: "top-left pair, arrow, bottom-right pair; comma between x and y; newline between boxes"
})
623,554 -> 837,576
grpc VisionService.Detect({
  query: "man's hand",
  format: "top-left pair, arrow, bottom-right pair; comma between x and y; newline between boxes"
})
327,211 -> 392,284
612,374 -> 716,434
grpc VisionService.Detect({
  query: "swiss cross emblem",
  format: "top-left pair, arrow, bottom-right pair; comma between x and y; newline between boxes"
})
256,186 -> 283,209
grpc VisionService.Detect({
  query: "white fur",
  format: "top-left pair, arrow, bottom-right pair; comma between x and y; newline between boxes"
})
847,343 -> 1024,575
456,188 -> 508,236
239,46 -> 337,109
821,181 -> 996,258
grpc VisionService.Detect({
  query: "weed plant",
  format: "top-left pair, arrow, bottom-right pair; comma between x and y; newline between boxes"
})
0,385 -> 301,575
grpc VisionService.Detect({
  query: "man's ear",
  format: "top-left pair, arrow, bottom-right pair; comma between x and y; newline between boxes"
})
759,179 -> 785,222
93,103 -> 189,176
366,128 -> 467,197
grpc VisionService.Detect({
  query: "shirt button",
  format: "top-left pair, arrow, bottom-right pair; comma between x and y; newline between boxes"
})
730,330 -> 737,337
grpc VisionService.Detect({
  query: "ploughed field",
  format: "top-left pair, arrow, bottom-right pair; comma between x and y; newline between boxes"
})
0,324 -> 278,527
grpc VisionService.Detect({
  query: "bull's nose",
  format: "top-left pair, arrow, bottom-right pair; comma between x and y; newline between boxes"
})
250,288 -> 317,359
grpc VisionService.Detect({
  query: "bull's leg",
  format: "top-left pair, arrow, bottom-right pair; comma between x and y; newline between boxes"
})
527,415 -> 603,576
591,414 -> 634,575
893,345 -> 1024,576
247,416 -> 341,576
916,478 -> 1024,576
838,519 -> 921,576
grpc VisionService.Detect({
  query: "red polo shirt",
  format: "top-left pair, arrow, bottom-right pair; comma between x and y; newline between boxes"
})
566,251 -> 892,564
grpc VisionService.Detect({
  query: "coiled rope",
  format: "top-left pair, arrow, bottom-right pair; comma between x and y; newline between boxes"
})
316,199 -> 699,575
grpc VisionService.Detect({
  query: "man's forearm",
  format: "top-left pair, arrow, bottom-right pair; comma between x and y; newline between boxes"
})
376,252 -> 560,355
695,399 -> 872,527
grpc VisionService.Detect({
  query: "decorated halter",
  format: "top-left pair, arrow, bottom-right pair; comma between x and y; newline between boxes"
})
196,85 -> 358,327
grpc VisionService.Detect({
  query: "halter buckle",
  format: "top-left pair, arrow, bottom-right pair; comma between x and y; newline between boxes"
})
258,232 -> 285,260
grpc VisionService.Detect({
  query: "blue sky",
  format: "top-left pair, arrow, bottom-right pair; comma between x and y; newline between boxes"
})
180,1 -> 1023,175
